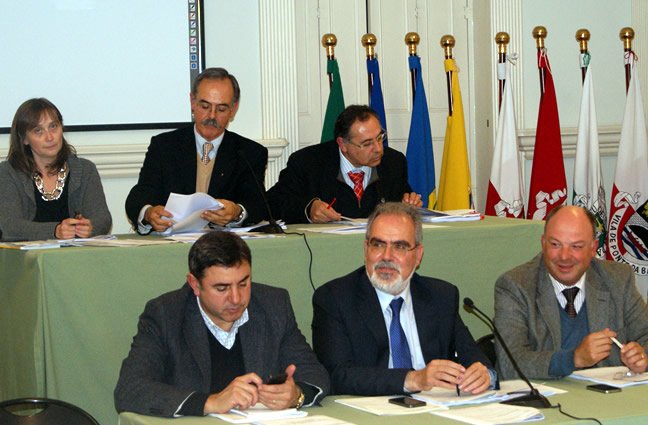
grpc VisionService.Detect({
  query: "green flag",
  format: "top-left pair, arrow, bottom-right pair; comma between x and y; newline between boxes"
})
320,58 -> 345,143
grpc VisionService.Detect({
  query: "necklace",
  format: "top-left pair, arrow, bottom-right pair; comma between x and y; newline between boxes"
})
33,163 -> 68,201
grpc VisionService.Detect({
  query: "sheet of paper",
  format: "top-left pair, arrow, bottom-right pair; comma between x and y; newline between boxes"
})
497,380 -> 567,398
209,404 -> 306,423
0,240 -> 61,250
569,365 -> 648,387
431,403 -> 544,425
164,192 -> 223,234
412,388 -> 498,406
334,395 -> 446,415
257,414 -> 354,425
417,208 -> 482,222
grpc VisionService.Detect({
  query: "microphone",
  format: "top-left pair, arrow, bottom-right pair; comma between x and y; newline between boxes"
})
237,150 -> 284,234
463,297 -> 551,408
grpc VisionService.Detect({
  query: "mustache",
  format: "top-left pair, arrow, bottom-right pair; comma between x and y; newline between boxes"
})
373,260 -> 400,272
201,118 -> 223,128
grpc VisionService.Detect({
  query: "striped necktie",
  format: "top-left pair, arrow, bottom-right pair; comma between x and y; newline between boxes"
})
201,141 -> 214,164
562,287 -> 579,318
348,171 -> 365,204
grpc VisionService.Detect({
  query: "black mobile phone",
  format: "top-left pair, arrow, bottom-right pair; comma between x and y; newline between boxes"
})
586,384 -> 621,393
265,373 -> 288,385
388,396 -> 427,408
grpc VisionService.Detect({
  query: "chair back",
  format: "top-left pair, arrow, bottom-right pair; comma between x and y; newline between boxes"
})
475,333 -> 497,367
0,398 -> 99,425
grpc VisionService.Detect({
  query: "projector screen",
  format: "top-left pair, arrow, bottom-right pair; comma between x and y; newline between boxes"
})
0,0 -> 204,132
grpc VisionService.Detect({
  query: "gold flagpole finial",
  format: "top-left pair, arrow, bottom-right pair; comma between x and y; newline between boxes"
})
495,32 -> 510,55
361,33 -> 377,59
405,32 -> 420,56
620,27 -> 634,51
575,29 -> 590,53
321,33 -> 338,60
440,35 -> 455,59
533,26 -> 547,49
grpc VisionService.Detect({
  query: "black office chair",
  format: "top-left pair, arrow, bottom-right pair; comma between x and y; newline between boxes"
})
0,398 -> 100,425
475,333 -> 497,367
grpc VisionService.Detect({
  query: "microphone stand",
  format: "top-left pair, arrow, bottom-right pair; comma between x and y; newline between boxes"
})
464,298 -> 551,408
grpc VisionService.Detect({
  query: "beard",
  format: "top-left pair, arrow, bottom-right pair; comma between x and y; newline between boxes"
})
368,260 -> 413,295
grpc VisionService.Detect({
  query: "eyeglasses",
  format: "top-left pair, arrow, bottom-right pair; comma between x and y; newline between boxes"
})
344,131 -> 387,149
366,237 -> 417,255
196,100 -> 233,115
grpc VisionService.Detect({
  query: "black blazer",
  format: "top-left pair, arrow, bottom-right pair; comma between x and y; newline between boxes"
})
266,141 -> 412,223
125,126 -> 268,231
114,283 -> 329,417
312,267 -> 491,395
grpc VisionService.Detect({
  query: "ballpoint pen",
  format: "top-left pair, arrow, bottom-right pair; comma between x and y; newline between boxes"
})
327,198 -> 337,209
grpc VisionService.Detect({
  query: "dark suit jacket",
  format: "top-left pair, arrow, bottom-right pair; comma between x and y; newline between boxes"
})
494,254 -> 648,380
114,283 -> 329,417
125,126 -> 268,231
312,267 -> 491,395
266,141 -> 412,224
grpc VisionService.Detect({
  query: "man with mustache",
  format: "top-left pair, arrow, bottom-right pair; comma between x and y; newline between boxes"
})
115,232 -> 329,417
494,205 -> 648,379
312,202 -> 494,395
126,67 -> 268,234
267,105 -> 421,224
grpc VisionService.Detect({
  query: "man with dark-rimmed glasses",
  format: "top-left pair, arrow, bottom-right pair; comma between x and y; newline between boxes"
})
312,202 -> 495,395
267,105 -> 422,224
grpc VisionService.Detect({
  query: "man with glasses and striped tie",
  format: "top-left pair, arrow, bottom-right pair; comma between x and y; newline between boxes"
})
312,202 -> 494,395
126,67 -> 268,234
267,105 -> 422,224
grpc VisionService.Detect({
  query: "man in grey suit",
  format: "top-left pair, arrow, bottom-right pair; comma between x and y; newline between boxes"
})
494,205 -> 648,380
114,232 -> 329,417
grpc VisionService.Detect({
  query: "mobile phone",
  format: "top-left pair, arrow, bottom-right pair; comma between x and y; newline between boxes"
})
388,396 -> 427,408
586,384 -> 621,393
265,373 -> 287,385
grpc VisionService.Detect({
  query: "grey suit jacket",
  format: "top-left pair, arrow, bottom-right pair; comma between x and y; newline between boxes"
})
114,283 -> 329,417
494,253 -> 648,380
0,156 -> 112,241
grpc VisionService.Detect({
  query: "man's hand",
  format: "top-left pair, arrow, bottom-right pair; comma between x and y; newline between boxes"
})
402,192 -> 423,208
202,199 -> 241,226
574,328 -> 615,368
144,205 -> 173,232
404,359 -> 465,392
309,199 -> 342,223
258,364 -> 301,410
458,362 -> 490,394
620,341 -> 648,374
203,373 -> 263,414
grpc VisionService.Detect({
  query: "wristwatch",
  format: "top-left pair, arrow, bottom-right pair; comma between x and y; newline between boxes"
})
293,388 -> 305,409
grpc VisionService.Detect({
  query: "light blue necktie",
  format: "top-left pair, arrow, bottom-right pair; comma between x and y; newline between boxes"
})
389,297 -> 412,369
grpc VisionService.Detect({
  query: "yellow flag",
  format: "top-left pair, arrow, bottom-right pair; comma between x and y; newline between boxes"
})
437,58 -> 471,210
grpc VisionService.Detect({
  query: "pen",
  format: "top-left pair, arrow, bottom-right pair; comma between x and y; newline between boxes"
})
611,336 -> 624,349
456,384 -> 461,397
327,198 -> 337,209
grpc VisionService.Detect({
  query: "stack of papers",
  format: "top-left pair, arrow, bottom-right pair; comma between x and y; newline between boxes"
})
417,208 -> 482,222
431,403 -> 544,425
258,415 -> 354,425
570,366 -> 648,387
0,240 -> 62,250
163,192 -> 223,234
209,404 -> 307,423
335,395 -> 446,415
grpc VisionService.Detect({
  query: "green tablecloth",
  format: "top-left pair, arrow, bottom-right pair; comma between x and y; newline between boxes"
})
119,379 -> 648,424
1,217 -> 544,425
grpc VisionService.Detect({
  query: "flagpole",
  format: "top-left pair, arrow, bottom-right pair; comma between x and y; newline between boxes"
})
321,33 -> 338,88
533,26 -> 547,97
362,33 -> 376,101
495,32 -> 510,112
619,27 -> 634,94
440,35 -> 455,116
405,32 -> 420,102
576,29 -> 590,84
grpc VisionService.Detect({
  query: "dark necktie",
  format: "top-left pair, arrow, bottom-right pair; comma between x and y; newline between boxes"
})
562,287 -> 580,318
389,297 -> 412,369
348,171 -> 365,204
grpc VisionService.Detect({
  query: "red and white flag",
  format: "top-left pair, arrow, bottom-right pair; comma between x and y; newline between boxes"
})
606,58 -> 648,276
526,49 -> 567,220
485,60 -> 525,218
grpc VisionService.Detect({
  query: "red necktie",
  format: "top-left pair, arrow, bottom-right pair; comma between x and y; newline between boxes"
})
348,171 -> 365,205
